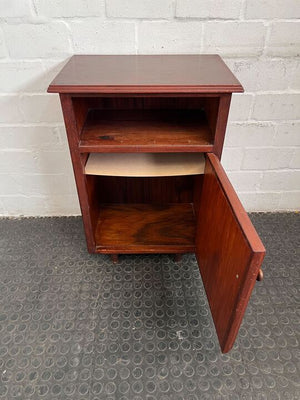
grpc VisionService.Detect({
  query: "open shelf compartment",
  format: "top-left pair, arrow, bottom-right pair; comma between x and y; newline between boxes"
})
85,173 -> 203,254
73,96 -> 219,153
80,108 -> 213,152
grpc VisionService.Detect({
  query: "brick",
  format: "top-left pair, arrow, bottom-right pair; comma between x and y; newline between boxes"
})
242,147 -> 295,170
225,123 -> 275,147
273,123 -> 300,146
36,150 -> 74,175
0,195 -> 48,216
266,22 -> 300,57
20,94 -> 63,123
203,22 -> 266,56
56,126 -> 68,145
0,95 -> 23,123
290,59 -> 300,90
0,126 -> 61,150
46,194 -> 80,215
24,174 -> 74,195
261,171 -> 300,191
227,171 -> 262,192
0,150 -> 39,174
0,174 -> 21,195
289,148 -> 300,169
107,0 -> 173,19
0,61 -> 47,92
279,192 -> 300,211
0,193 -> 80,216
0,147 -> 73,176
228,94 -> 253,122
34,0 -> 103,17
221,147 -> 244,171
252,94 -> 300,121
245,0 -> 300,20
3,22 -> 71,59
0,0 -> 33,17
225,58 -> 297,92
70,20 -> 135,54
138,22 -> 202,53
176,0 -> 242,19
0,173 -> 72,196
238,192 -> 281,212
0,28 -> 7,58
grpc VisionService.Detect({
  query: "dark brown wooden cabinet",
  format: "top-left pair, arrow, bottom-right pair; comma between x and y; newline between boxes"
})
48,55 -> 265,353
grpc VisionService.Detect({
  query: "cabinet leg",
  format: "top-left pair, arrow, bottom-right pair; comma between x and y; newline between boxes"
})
110,254 -> 119,264
256,269 -> 263,281
174,254 -> 183,263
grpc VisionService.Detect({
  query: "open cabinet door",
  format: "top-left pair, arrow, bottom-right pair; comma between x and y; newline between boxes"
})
195,153 -> 265,353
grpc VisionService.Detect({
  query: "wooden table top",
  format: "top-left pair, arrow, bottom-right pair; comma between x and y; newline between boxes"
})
48,54 -> 243,94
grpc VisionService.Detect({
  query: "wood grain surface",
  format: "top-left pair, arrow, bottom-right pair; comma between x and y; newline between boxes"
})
195,153 -> 265,353
80,108 -> 213,153
94,175 -> 200,204
95,203 -> 196,253
48,55 -> 243,94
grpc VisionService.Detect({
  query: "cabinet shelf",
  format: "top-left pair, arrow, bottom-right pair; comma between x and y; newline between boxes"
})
95,203 -> 196,253
85,152 -> 205,177
79,109 -> 213,153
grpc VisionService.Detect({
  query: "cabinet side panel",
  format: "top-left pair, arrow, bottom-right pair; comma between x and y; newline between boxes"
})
204,97 -> 219,140
59,94 -> 96,252
213,94 -> 231,159
72,97 -> 90,134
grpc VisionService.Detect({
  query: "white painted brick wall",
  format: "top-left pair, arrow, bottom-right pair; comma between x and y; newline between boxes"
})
203,22 -> 266,56
0,0 -> 299,215
3,23 -> 72,59
224,123 -> 276,147
242,148 -> 295,170
0,61 -> 47,92
0,95 -> 24,123
290,149 -> 300,169
273,123 -> 300,146
69,20 -> 136,54
176,0 -> 242,19
0,28 -> 7,57
252,94 -> 300,121
138,22 -> 203,53
245,0 -> 300,20
226,58 -> 298,91
34,0 -> 103,18
266,22 -> 300,57
0,0 -> 34,18
107,0 -> 173,19
19,94 -> 63,123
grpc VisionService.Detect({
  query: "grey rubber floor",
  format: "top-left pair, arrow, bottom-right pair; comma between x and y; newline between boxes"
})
0,213 -> 299,400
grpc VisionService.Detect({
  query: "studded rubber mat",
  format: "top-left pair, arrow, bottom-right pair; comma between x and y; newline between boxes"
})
0,213 -> 299,400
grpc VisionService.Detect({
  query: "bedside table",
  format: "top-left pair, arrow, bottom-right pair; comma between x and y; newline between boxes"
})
48,55 -> 265,353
